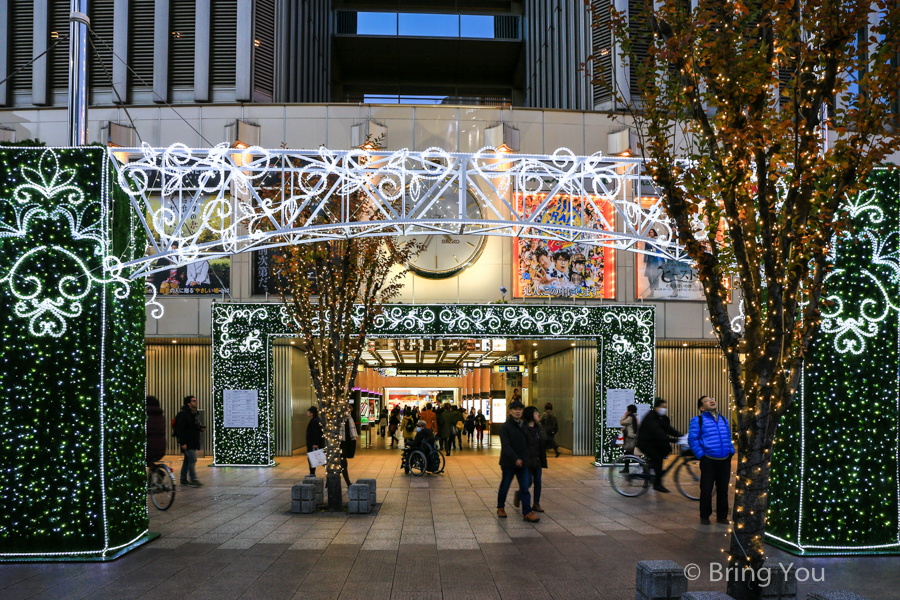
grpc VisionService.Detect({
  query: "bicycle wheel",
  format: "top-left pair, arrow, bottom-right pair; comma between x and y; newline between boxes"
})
675,456 -> 702,501
409,450 -> 427,477
609,455 -> 651,497
148,464 -> 176,510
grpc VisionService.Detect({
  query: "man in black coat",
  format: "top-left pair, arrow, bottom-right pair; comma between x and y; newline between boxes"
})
636,398 -> 682,493
174,395 -> 206,487
496,400 -> 540,523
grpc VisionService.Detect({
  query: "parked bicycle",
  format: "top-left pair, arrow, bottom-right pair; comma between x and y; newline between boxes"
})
148,461 -> 176,510
609,445 -> 701,500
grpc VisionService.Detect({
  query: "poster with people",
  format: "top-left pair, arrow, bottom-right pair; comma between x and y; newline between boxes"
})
145,196 -> 231,296
635,200 -> 730,300
512,193 -> 616,299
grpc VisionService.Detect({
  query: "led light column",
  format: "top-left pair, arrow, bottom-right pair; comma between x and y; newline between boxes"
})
767,171 -> 900,555
0,147 -> 149,560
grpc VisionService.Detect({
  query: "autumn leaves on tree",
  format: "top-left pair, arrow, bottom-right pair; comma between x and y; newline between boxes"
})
595,1 -> 899,598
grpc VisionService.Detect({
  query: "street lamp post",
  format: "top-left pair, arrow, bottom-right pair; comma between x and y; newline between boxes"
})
67,1 -> 90,146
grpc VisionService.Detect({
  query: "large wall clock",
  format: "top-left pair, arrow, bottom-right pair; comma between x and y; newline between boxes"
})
399,183 -> 487,279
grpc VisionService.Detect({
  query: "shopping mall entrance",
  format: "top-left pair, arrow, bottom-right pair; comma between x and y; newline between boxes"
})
351,337 -> 589,453
211,302 -> 655,466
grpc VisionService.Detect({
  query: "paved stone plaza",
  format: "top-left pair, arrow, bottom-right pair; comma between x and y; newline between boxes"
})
0,437 -> 895,599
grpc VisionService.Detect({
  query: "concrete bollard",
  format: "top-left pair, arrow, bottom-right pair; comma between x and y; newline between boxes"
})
357,478 -> 376,505
807,594 -> 868,600
348,483 -> 371,514
636,560 -> 688,600
760,558 -> 797,600
290,483 -> 316,514
303,475 -> 325,506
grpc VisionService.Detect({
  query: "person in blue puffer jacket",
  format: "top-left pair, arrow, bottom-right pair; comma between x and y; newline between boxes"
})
688,396 -> 735,525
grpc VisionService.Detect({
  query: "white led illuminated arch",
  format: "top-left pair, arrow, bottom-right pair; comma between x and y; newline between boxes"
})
112,143 -> 687,280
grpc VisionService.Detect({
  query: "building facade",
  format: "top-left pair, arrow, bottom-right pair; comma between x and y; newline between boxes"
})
0,0 -> 736,456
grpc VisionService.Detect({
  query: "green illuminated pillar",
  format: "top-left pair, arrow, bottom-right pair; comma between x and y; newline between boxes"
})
0,147 -> 150,560
768,171 -> 900,555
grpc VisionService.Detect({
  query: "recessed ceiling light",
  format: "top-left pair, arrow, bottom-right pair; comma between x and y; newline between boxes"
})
532,342 -> 537,346
172,340 -> 177,344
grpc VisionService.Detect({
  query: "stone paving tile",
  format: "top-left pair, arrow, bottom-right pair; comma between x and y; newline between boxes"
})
1,446 -> 895,600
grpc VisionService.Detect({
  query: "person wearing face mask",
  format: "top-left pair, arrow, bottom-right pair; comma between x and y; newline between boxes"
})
635,398 -> 682,493
408,420 -> 436,451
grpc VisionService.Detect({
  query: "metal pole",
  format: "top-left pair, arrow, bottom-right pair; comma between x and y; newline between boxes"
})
67,1 -> 90,146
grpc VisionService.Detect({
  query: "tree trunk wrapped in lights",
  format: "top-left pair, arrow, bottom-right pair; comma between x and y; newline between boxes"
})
597,1 -> 900,598
256,155 -> 423,511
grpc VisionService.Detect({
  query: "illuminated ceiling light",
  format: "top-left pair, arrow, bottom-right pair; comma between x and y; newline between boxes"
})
485,122 -> 519,152
533,342 -> 538,346
172,339 -> 177,344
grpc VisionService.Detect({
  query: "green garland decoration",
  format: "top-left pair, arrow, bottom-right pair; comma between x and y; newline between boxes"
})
0,147 -> 148,560
211,303 -> 656,465
768,171 -> 900,555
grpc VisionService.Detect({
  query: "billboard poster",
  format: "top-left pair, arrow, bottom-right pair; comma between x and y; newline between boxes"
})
252,248 -> 317,296
145,195 -> 230,296
512,194 -> 616,299
635,198 -> 730,301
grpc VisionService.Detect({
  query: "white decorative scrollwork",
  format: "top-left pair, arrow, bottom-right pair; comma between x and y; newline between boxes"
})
110,145 -> 687,280
214,305 -> 271,358
819,206 -> 900,355
603,309 -> 654,361
373,306 -> 437,331
0,149 -> 131,337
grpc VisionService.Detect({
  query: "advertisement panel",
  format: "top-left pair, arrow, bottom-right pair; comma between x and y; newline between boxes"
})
145,195 -> 230,295
513,193 -> 616,299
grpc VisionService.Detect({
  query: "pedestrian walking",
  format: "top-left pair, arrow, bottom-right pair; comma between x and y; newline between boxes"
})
306,406 -> 325,476
540,403 -> 561,457
635,398 -> 682,493
174,395 -> 206,487
378,409 -> 388,437
497,399 -> 540,523
515,406 -> 547,513
389,408 -> 401,448
465,412 -> 476,446
145,396 -> 166,466
420,403 -> 437,434
451,405 -> 464,451
401,410 -> 417,448
688,396 -> 735,524
475,409 -> 487,446
437,404 -> 454,455
339,407 -> 358,487
619,404 -> 639,472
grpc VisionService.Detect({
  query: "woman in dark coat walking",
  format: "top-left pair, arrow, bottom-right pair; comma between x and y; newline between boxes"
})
146,396 -> 167,466
306,406 -> 325,476
517,406 -> 548,512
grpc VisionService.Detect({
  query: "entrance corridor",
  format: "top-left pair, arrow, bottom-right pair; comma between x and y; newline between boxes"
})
0,443 -> 895,600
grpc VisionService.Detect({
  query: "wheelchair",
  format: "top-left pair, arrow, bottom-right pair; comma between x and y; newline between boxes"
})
401,441 -> 446,476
